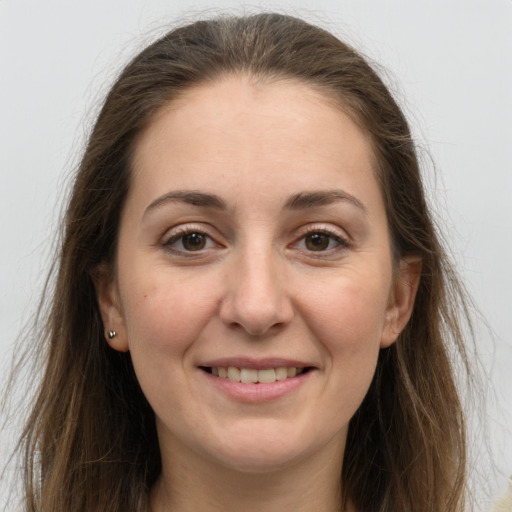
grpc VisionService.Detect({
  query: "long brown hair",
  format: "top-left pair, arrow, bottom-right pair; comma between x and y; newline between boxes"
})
14,13 -> 473,511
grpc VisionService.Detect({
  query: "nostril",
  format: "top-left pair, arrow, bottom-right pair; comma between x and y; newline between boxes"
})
219,279 -> 294,336
225,319 -> 287,336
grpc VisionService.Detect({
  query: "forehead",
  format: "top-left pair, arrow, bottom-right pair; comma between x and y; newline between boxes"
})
129,76 -> 380,211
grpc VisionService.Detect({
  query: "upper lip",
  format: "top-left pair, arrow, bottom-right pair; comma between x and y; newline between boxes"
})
198,357 -> 315,370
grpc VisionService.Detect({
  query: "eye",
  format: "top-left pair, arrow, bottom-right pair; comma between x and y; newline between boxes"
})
179,232 -> 208,251
164,229 -> 217,253
294,228 -> 349,253
304,232 -> 335,251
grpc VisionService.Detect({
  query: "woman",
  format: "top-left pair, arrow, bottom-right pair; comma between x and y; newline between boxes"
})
17,13 -> 473,512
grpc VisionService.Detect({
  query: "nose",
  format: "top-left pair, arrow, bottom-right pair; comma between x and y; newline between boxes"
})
219,247 -> 294,336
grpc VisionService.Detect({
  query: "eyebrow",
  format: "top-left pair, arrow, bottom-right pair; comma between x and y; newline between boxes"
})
284,190 -> 366,213
143,188 -> 366,218
144,190 -> 227,218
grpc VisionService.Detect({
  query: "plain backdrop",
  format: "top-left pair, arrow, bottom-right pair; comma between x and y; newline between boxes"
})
1,0 -> 511,508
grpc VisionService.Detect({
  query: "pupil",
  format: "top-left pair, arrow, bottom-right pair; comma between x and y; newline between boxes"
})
306,233 -> 329,251
183,233 -> 205,250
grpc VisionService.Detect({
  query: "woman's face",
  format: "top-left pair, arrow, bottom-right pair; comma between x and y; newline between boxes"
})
98,76 -> 418,474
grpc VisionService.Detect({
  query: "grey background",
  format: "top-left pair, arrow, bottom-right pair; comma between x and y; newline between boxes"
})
1,0 -> 511,507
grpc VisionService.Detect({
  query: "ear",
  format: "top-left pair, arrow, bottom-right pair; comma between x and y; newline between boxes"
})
93,264 -> 129,352
380,256 -> 422,348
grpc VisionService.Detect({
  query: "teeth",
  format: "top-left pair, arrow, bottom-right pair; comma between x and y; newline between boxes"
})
287,367 -> 297,378
257,369 -> 276,383
275,367 -> 288,381
227,367 -> 241,382
210,366 -> 305,383
240,368 -> 258,383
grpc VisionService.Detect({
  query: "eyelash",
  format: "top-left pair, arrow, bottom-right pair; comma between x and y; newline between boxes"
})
162,226 -> 218,254
161,225 -> 350,256
292,226 -> 350,255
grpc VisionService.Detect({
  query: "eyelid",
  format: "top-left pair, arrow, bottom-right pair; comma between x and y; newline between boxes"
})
299,223 -> 350,242
300,223 -> 348,238
161,223 -> 222,254
161,223 -> 211,243
160,222 -> 350,257
291,223 -> 351,254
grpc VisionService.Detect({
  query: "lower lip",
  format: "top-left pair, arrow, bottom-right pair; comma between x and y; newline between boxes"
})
201,369 -> 313,403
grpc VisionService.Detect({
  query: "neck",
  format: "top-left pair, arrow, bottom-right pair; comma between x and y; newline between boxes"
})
150,435 -> 351,512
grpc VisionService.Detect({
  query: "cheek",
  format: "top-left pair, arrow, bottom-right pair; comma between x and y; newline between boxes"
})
300,277 -> 389,422
299,272 -> 389,398
304,276 -> 389,348
118,271 -> 223,418
119,270 -> 220,358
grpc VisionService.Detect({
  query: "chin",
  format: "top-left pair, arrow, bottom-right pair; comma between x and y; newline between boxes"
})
213,446 -> 303,474
202,422 -> 333,474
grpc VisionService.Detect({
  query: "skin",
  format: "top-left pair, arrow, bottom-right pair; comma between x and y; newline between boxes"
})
97,76 -> 420,512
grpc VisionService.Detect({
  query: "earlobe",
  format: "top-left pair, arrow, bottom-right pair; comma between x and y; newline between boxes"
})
381,256 -> 422,348
93,265 -> 129,352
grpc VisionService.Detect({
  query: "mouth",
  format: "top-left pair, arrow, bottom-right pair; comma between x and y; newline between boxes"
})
200,366 -> 313,384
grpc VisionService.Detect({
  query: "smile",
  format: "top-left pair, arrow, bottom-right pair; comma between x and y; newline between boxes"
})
203,366 -> 309,384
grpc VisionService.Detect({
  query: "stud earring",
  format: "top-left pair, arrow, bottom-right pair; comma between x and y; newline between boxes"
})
108,330 -> 117,340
